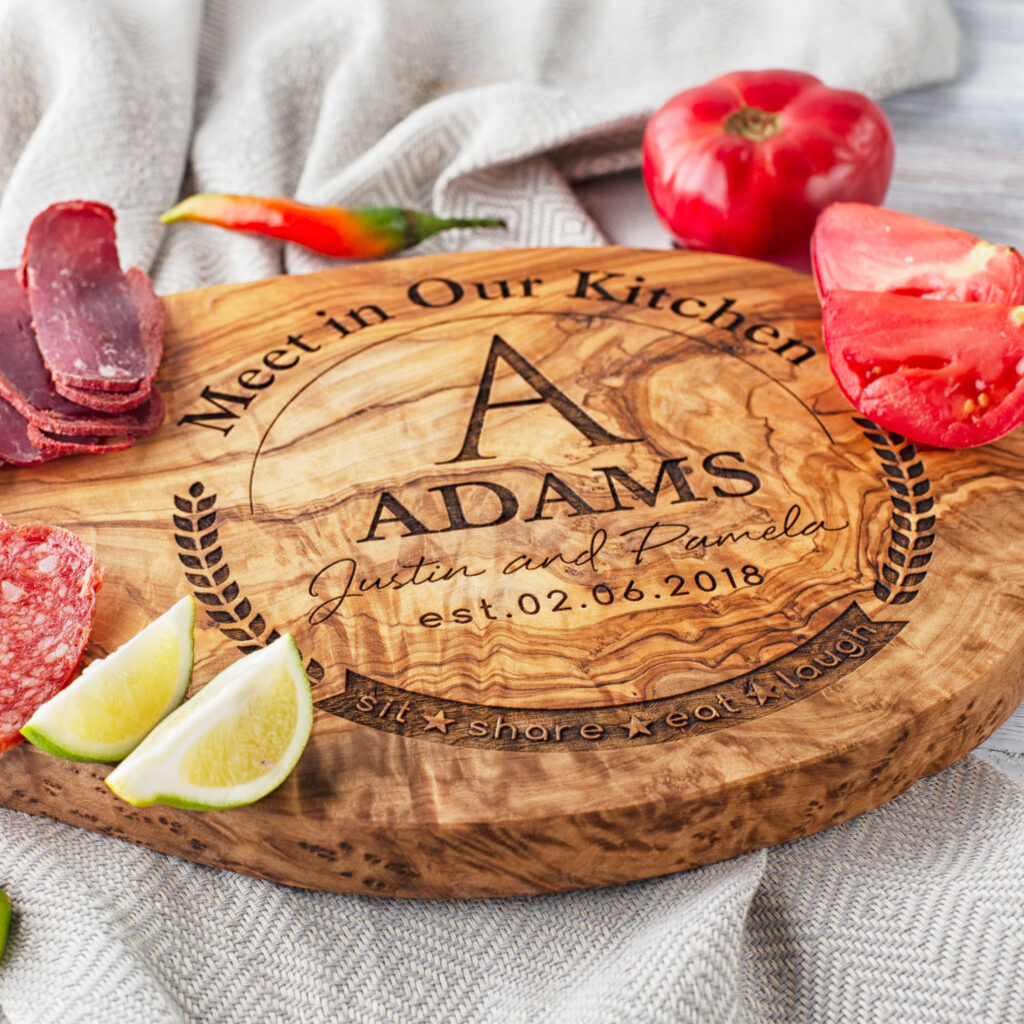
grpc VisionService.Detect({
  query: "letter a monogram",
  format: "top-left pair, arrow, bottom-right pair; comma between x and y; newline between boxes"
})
438,335 -> 640,463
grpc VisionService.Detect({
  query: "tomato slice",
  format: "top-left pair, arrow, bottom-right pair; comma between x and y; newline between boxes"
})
813,203 -> 1024,303
822,289 -> 1024,448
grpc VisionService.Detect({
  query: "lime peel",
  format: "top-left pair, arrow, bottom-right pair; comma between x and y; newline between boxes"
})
20,596 -> 196,763
104,634 -> 313,811
0,889 -> 10,964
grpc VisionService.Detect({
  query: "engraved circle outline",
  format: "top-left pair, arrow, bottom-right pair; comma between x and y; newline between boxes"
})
172,301 -> 932,747
246,309 -> 837,513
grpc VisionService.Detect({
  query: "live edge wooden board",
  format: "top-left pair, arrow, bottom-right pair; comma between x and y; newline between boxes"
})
3,246 -> 1024,898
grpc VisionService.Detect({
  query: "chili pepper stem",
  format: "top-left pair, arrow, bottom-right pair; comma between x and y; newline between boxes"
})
401,209 -> 506,249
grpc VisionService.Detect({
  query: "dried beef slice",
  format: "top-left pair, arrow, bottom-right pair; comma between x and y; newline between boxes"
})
0,200 -> 167,471
53,376 -> 152,415
0,397 -> 58,466
0,270 -> 163,437
19,201 -> 164,393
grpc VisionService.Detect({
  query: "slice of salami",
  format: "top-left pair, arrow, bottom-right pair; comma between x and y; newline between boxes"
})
0,271 -> 165,436
18,201 -> 164,393
0,519 -> 102,752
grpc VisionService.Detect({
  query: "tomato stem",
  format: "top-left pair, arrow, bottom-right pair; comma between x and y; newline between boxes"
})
724,107 -> 782,141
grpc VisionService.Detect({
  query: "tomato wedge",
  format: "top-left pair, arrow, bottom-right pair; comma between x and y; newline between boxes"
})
822,289 -> 1024,448
813,203 -> 1024,303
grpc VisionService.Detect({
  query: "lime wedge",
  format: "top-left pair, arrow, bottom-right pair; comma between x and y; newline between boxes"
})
0,889 -> 10,963
21,596 -> 196,762
104,634 -> 313,810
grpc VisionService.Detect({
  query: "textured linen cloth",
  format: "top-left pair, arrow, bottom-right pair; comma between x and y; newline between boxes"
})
2,2 -> 1013,1023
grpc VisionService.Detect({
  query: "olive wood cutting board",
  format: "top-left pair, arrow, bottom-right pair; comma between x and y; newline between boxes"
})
2,246 -> 1024,898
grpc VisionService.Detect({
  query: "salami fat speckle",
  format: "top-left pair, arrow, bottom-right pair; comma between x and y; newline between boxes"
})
0,516 -> 102,752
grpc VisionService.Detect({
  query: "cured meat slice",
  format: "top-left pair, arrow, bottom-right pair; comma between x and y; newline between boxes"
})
49,268 -> 164,401
0,271 -> 164,436
52,375 -> 152,414
18,202 -> 164,393
0,397 -> 58,466
26,424 -> 134,456
0,518 -> 102,752
125,265 -> 165,380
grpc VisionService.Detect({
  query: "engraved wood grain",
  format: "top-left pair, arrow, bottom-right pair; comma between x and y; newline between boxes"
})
1,246 -> 1023,897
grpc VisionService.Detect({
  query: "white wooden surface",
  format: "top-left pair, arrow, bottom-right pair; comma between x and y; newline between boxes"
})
575,0 -> 1024,756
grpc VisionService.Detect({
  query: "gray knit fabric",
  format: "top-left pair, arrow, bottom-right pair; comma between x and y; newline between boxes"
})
3,756 -> 1024,1023
1,2 -> 1001,1022
0,0 -> 960,291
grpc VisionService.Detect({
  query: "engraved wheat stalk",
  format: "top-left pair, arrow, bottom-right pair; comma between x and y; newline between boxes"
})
173,482 -> 324,679
855,417 -> 934,604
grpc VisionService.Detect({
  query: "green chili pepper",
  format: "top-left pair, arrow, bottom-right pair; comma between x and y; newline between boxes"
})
160,194 -> 506,259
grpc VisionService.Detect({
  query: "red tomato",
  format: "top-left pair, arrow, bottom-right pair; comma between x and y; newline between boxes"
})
822,289 -> 1024,448
813,203 -> 1024,302
642,70 -> 894,266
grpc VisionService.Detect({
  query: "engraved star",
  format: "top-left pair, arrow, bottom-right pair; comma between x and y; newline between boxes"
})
621,714 -> 652,739
422,710 -> 455,734
745,680 -> 781,706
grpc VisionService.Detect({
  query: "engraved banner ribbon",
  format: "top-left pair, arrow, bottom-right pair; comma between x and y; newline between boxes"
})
316,602 -> 906,751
